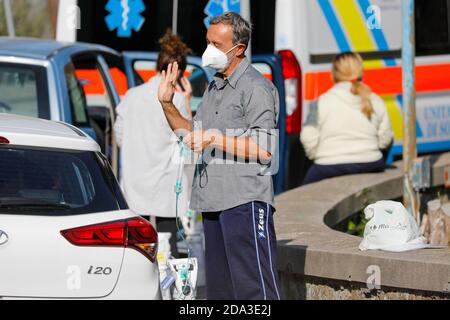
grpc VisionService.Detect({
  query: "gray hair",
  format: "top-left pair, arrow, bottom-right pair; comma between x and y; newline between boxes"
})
210,11 -> 252,47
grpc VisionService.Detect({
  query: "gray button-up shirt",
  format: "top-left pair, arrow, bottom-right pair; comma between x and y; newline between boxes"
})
189,57 -> 279,212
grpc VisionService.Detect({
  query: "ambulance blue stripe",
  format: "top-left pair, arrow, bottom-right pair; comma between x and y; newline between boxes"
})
318,0 -> 351,52
391,141 -> 450,156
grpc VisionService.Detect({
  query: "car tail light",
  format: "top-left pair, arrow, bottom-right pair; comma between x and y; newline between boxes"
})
279,50 -> 302,134
0,136 -> 10,144
126,217 -> 158,262
61,217 -> 158,262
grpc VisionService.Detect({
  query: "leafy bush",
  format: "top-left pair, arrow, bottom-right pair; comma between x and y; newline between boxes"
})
0,0 -> 56,38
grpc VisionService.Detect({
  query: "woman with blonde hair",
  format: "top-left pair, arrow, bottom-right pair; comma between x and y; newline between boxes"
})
300,52 -> 393,185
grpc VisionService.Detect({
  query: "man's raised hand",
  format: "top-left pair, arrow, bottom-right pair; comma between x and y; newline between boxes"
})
158,62 -> 179,105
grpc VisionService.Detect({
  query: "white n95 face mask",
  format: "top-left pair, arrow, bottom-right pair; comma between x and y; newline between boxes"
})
201,44 -> 239,71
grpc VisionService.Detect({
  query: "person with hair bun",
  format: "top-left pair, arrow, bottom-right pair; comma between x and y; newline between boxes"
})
300,52 -> 393,185
157,30 -> 194,119
114,30 -> 193,257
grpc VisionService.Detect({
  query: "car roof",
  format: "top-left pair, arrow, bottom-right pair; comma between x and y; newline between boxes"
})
0,114 -> 100,152
0,37 -> 119,60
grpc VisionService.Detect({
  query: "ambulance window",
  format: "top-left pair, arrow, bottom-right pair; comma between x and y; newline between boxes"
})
416,0 -> 450,56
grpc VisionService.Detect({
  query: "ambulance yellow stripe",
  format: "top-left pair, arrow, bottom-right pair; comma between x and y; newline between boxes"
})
383,96 -> 403,140
332,0 -> 383,68
332,0 -> 374,51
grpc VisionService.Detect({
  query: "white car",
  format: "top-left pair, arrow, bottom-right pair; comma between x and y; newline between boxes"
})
0,114 -> 161,300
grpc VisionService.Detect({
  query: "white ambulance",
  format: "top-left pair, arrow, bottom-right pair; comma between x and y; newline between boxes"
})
275,0 -> 450,181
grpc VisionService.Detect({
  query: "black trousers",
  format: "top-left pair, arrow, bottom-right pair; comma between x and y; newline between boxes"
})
202,201 -> 281,300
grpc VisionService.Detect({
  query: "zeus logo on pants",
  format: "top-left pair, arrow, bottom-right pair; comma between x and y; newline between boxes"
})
257,208 -> 266,239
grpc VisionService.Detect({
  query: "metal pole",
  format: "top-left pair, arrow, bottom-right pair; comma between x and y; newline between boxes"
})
3,0 -> 15,37
402,0 -> 419,222
172,0 -> 179,34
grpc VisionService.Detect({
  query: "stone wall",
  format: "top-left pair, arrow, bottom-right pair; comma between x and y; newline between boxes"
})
279,273 -> 450,300
275,153 -> 450,300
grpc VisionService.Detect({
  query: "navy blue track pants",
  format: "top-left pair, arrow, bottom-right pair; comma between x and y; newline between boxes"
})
202,201 -> 282,300
303,157 -> 386,185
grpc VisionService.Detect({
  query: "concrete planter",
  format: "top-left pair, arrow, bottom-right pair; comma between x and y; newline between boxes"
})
275,153 -> 450,300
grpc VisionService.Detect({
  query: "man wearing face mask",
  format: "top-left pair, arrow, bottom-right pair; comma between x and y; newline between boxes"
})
158,12 -> 281,300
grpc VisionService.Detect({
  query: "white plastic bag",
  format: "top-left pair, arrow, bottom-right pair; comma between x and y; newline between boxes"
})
359,200 -> 433,252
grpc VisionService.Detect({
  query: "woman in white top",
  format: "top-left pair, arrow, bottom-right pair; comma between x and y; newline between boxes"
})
114,31 -> 193,257
300,52 -> 393,185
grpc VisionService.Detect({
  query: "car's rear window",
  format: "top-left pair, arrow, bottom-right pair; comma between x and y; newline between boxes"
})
0,146 -> 127,215
0,63 -> 50,119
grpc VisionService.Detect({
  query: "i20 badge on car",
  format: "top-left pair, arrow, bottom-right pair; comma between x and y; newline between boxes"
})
0,230 -> 9,245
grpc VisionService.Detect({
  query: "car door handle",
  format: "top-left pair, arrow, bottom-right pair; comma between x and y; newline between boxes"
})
0,230 -> 9,245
